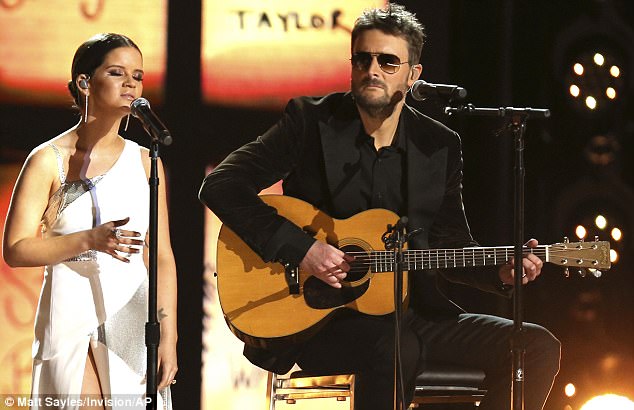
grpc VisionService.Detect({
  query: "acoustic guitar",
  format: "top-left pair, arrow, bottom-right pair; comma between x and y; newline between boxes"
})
215,195 -> 611,348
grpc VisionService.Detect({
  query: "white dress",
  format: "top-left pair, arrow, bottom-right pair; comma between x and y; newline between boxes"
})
30,139 -> 172,409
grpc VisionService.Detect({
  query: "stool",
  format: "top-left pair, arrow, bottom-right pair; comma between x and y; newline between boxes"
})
412,362 -> 486,407
266,362 -> 486,409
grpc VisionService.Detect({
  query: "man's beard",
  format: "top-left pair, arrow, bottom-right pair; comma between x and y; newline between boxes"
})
352,79 -> 408,118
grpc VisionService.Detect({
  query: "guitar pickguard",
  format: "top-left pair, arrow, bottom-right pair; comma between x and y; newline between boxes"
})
303,276 -> 370,309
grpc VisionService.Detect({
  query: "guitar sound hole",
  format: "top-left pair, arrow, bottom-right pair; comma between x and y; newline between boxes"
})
340,244 -> 370,283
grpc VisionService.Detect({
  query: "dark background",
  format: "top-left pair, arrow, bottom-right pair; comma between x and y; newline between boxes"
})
1,1 -> 632,408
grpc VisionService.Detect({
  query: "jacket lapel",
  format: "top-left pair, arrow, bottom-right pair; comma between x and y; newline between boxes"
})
403,108 -> 448,248
319,98 -> 363,215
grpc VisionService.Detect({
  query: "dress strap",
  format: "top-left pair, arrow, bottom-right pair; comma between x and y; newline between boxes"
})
48,143 -> 66,184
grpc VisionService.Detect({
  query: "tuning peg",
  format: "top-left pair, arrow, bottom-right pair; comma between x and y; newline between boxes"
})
578,268 -> 587,278
563,236 -> 569,244
589,269 -> 602,278
594,235 -> 599,242
564,267 -> 570,278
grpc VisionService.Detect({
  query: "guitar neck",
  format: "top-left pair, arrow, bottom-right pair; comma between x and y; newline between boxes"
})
370,245 -> 548,272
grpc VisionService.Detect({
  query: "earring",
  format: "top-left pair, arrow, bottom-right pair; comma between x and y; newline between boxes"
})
84,93 -> 89,123
124,114 -> 130,131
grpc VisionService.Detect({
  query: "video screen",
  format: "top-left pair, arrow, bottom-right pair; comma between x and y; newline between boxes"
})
202,0 -> 387,109
0,0 -> 167,106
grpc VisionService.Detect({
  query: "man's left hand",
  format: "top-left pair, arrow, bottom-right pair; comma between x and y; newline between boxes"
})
498,238 -> 543,286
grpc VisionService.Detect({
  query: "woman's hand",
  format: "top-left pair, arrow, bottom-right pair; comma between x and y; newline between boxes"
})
89,217 -> 144,262
157,338 -> 178,390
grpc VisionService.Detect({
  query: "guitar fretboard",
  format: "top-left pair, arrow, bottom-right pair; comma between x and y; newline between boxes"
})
365,246 -> 547,273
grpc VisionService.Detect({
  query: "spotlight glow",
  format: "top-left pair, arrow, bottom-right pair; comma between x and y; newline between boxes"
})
610,65 -> 621,77
580,394 -> 634,410
576,225 -> 587,239
610,249 -> 619,263
606,87 -> 617,99
565,383 -> 576,397
595,215 -> 607,229
593,53 -> 605,66
611,227 -> 622,241
574,63 -> 585,75
565,51 -> 624,112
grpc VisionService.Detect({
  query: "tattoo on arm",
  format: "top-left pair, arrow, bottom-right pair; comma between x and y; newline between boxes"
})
158,307 -> 168,322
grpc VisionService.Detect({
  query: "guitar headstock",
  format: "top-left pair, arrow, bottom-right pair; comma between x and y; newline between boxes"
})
549,239 -> 611,277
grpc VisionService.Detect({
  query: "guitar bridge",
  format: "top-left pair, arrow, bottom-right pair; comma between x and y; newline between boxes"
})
284,263 -> 300,295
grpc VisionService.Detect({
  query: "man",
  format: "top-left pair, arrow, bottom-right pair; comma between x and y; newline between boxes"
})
199,3 -> 560,409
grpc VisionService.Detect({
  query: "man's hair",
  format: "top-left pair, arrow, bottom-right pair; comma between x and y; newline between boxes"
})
351,3 -> 426,65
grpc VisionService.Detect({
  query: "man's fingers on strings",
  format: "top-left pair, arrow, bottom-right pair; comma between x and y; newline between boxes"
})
333,271 -> 347,281
322,273 -> 343,288
522,258 -> 539,281
339,260 -> 351,272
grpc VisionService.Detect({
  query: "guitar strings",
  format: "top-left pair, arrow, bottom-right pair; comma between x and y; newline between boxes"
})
338,248 -> 603,274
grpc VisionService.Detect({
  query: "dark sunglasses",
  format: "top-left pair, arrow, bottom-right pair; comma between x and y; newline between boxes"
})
350,52 -> 409,74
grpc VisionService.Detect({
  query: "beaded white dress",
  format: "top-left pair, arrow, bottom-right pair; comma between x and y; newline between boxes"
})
30,139 -> 172,409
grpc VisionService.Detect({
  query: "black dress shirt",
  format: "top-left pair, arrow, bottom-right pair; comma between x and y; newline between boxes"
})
358,129 -> 407,217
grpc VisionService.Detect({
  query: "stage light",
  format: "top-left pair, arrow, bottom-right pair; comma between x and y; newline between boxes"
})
574,63 -> 585,75
593,53 -> 605,66
563,49 -> 626,113
610,249 -> 618,263
580,394 -> 634,410
611,228 -> 622,241
565,383 -> 577,397
595,215 -> 607,229
575,225 -> 587,239
606,87 -> 617,99
610,65 -> 620,77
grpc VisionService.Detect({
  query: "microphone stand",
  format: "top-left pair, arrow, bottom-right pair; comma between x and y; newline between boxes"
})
145,139 -> 160,410
132,100 -> 173,410
445,104 -> 549,410
143,134 -> 172,409
382,217 -> 408,410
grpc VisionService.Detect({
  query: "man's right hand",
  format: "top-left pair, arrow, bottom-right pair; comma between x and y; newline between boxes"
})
299,241 -> 354,288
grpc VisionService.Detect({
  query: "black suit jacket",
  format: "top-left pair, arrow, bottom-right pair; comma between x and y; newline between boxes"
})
199,92 -> 508,373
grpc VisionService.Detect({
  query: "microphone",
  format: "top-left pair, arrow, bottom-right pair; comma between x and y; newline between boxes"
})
410,80 -> 467,101
130,98 -> 173,146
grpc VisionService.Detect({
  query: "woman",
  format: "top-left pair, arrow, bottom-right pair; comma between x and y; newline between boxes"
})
2,33 -> 177,409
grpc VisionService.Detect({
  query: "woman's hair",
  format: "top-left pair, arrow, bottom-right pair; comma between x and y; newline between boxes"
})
67,33 -> 141,106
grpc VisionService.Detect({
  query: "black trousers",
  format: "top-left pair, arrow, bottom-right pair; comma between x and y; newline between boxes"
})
295,309 -> 560,410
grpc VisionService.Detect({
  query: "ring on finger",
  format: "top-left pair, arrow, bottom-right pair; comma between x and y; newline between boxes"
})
171,379 -> 177,385
112,228 -> 123,239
